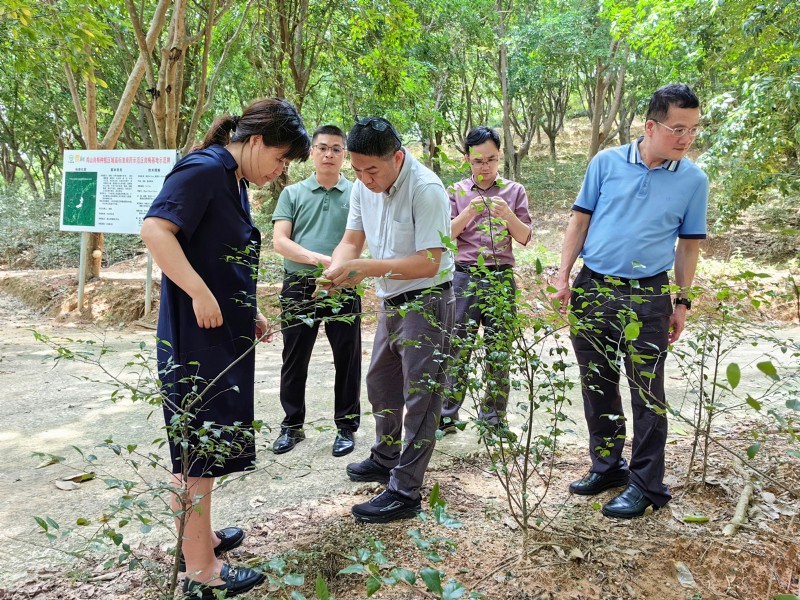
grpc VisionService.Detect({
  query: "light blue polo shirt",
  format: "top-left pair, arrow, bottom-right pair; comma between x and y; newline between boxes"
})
347,150 -> 453,299
573,139 -> 708,278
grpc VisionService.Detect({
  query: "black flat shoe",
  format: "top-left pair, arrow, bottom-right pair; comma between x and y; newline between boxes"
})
332,429 -> 355,457
178,527 -> 245,572
568,470 -> 629,496
601,483 -> 655,519
183,563 -> 265,599
272,427 -> 305,454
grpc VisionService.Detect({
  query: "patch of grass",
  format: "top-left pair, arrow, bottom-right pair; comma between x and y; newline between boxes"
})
519,155 -> 586,212
516,243 -> 560,269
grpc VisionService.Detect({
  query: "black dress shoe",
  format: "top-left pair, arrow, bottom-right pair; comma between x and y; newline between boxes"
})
601,483 -> 655,519
183,563 -> 265,599
272,427 -> 305,454
568,470 -> 629,496
332,429 -> 355,457
437,418 -> 457,436
178,527 -> 245,572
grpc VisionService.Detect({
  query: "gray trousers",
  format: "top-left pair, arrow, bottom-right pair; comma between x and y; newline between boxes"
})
442,268 -> 516,425
367,288 -> 455,499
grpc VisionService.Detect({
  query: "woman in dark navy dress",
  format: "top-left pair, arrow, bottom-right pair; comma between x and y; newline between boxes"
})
141,98 -> 309,599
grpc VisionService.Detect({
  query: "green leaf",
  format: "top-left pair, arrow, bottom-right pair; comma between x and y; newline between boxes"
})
390,568 -> 416,585
726,362 -> 740,389
443,580 -> 468,600
284,573 -> 304,586
682,514 -> 709,523
772,595 -> 800,600
535,257 -> 543,274
338,564 -> 367,575
786,398 -> 800,411
35,455 -> 62,469
366,574 -> 381,596
746,443 -> 761,459
315,574 -> 330,600
745,395 -> 762,411
787,450 -> 800,460
420,567 -> 443,594
757,361 -> 779,380
428,481 -> 442,508
268,557 -> 287,574
623,321 -> 640,341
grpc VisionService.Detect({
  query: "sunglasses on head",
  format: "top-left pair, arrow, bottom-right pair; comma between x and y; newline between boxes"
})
355,117 -> 402,145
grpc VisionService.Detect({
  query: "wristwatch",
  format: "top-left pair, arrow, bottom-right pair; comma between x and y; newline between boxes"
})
674,297 -> 692,310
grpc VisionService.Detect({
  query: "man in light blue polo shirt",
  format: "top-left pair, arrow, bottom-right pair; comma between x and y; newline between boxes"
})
552,83 -> 708,519
321,116 -> 455,524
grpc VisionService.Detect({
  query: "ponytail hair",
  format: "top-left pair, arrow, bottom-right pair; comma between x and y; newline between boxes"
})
197,98 -> 311,162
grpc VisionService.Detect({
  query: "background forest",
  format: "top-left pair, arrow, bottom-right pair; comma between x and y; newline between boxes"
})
0,2 -> 799,599
0,0 -> 798,272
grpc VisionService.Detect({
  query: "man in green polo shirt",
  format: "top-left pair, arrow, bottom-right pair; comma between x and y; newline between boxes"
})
271,125 -> 361,457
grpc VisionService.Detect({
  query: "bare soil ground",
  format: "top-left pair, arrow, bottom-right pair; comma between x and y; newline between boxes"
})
5,425 -> 799,600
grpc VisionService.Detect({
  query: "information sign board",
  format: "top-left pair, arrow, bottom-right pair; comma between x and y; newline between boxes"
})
60,150 -> 177,234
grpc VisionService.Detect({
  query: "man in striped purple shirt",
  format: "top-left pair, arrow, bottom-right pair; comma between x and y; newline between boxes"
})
441,126 -> 532,438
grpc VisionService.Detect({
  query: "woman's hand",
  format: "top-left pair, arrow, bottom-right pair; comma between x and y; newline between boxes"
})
255,312 -> 272,342
192,289 -> 223,328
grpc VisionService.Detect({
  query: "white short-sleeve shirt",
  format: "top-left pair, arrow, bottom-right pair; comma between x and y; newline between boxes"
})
347,150 -> 454,299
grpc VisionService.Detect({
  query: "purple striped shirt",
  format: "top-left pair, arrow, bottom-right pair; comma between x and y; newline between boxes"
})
449,176 -> 531,266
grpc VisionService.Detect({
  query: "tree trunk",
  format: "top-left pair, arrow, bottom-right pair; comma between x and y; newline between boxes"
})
588,40 -> 626,160
62,0 -> 171,280
498,41 -> 513,178
494,0 -> 514,179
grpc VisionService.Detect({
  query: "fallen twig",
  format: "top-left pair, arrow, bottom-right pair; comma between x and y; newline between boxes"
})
723,469 -> 754,537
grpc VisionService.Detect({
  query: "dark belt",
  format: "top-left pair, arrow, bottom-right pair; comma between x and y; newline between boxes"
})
384,280 -> 452,307
583,266 -> 666,285
284,270 -> 318,281
455,262 -> 513,273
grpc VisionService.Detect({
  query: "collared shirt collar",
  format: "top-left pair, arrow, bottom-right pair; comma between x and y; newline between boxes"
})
385,149 -> 410,198
470,175 -> 503,191
207,144 -> 239,171
305,173 -> 348,192
629,137 -> 680,172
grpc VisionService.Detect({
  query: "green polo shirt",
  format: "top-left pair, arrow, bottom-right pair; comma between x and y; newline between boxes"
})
272,173 -> 353,273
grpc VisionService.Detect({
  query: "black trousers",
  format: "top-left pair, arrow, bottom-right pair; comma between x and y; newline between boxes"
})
570,266 -> 672,507
279,273 -> 361,432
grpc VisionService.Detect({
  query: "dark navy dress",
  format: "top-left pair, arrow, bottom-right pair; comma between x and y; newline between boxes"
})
146,145 -> 261,477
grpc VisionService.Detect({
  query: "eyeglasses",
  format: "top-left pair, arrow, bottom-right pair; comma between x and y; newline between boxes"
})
355,117 -> 402,145
314,144 -> 344,156
653,121 -> 703,138
469,157 -> 499,167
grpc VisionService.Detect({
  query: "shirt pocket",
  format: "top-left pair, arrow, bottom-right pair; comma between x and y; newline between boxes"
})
389,220 -> 415,254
